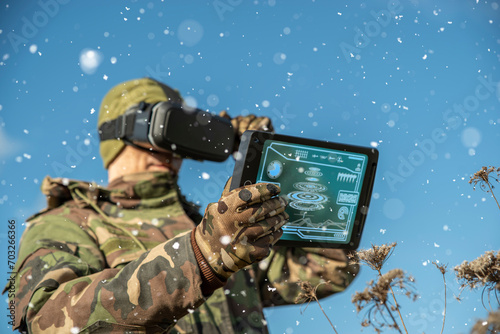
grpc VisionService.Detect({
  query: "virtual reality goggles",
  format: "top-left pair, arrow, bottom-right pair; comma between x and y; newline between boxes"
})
98,101 -> 235,162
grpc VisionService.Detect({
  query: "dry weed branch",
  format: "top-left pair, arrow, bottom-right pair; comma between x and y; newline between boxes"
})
295,280 -> 339,334
455,251 -> 500,309
350,243 -> 412,333
352,269 -> 417,333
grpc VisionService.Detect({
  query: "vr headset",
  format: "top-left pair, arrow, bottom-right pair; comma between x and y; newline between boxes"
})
98,101 -> 235,162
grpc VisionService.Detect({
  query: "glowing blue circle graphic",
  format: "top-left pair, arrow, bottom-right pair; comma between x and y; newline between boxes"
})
266,160 -> 283,179
293,182 -> 327,192
304,170 -> 323,177
288,191 -> 328,203
289,201 -> 324,211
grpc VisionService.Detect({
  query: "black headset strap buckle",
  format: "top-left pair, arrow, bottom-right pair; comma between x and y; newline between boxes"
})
114,116 -> 126,139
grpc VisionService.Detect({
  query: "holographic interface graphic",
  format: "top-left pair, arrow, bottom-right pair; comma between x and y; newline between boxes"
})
256,140 -> 368,244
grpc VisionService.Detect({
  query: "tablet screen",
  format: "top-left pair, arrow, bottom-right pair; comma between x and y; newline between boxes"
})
256,139 -> 369,245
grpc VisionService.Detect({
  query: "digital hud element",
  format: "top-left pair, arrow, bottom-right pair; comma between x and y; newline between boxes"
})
256,140 -> 368,244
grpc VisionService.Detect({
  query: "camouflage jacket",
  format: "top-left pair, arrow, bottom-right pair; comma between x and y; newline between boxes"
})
8,171 -> 358,333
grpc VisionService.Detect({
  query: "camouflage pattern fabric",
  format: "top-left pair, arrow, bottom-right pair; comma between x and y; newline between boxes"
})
194,182 -> 288,279
257,247 -> 359,307
6,171 -> 358,333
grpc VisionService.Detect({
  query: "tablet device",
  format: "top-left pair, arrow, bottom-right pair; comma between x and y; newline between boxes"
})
230,131 -> 378,249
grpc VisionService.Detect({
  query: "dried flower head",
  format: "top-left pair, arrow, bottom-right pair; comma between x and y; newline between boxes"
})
471,309 -> 500,334
469,166 -> 500,191
295,280 -> 333,313
469,166 -> 500,210
295,281 -> 317,307
349,242 -> 397,272
433,261 -> 448,275
455,251 -> 500,307
352,269 -> 417,333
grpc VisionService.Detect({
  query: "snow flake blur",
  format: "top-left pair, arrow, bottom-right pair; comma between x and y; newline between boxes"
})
79,49 -> 103,75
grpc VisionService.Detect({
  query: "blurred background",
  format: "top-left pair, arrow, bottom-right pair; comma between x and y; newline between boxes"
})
1,0 -> 499,333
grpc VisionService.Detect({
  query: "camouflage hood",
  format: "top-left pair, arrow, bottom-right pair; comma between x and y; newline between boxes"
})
39,171 -> 191,213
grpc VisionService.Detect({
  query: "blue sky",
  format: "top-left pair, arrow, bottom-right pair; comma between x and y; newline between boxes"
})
1,1 -> 499,333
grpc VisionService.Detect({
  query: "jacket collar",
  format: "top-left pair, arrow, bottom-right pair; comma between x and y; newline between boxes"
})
40,171 -> 180,211
106,171 -> 180,209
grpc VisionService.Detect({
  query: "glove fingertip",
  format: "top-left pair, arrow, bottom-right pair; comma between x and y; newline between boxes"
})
265,183 -> 281,196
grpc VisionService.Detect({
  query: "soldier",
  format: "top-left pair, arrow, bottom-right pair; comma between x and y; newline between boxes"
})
7,78 -> 359,333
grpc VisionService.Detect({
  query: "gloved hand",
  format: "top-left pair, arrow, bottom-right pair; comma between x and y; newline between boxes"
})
194,181 -> 288,279
219,111 -> 274,151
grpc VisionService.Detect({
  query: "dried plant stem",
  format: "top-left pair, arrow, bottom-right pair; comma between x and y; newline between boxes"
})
388,285 -> 409,334
432,261 -> 448,334
383,303 -> 403,334
378,269 -> 409,334
486,181 -> 500,211
440,272 -> 447,334
313,295 -> 338,334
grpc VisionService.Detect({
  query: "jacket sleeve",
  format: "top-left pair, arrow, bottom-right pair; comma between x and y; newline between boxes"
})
10,213 -> 205,333
255,246 -> 359,307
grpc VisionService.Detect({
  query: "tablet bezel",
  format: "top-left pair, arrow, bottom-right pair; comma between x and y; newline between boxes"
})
230,130 -> 379,250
